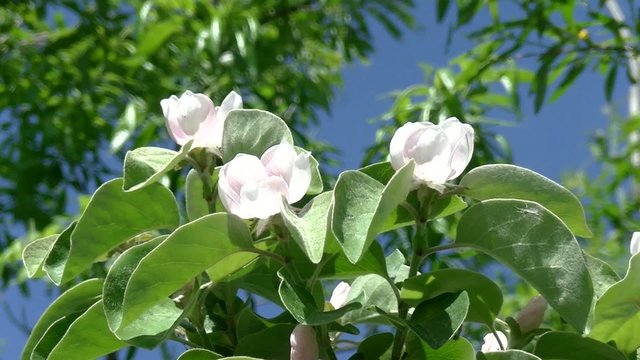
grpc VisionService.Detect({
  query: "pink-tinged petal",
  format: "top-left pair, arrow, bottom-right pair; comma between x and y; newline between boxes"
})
389,122 -> 429,170
240,176 -> 288,219
441,118 -> 474,179
218,167 -> 247,218
329,282 -> 351,310
161,96 -> 189,145
222,154 -> 268,195
287,152 -> 311,203
481,331 -> 507,352
414,157 -> 453,185
631,232 -> 640,256
192,105 -> 220,149
261,143 -> 297,182
217,90 -> 243,121
175,91 -> 213,136
290,325 -> 319,360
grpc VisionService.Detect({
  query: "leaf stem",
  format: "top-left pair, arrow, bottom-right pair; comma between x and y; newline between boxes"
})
246,247 -> 288,265
320,325 -> 338,360
391,222 -> 427,359
200,170 -> 217,214
421,242 -> 464,257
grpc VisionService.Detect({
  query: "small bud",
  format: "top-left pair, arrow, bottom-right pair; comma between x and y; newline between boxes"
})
290,325 -> 319,360
329,281 -> 351,310
481,331 -> 508,352
516,295 -> 548,333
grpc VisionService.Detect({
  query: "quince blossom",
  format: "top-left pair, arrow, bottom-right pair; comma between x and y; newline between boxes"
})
516,295 -> 547,333
218,143 -> 311,219
161,90 -> 242,149
390,117 -> 474,190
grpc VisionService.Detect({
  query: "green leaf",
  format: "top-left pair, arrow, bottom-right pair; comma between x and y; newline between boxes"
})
549,61 -> 586,103
31,312 -> 85,360
406,336 -> 475,360
590,254 -> 640,354
278,268 -> 361,325
42,223 -> 75,284
45,178 -> 180,285
103,236 -> 183,345
319,238 -> 389,280
22,279 -> 103,360
221,109 -> 293,162
235,324 -> 296,360
186,169 -> 215,221
22,235 -> 57,278
401,269 -> 502,326
123,143 -> 191,191
115,213 -> 255,332
456,199 -> 593,333
343,274 -> 398,323
429,195 -> 468,220
281,192 -> 332,263
479,350 -> 542,360
583,251 -> 620,299
604,64 -> 617,102
460,164 -> 592,237
177,349 -> 223,360
533,61 -> 550,113
45,300 -> 127,360
359,161 -> 396,185
352,333 -> 394,359
332,161 -> 414,263
408,292 -> 469,349
236,307 -> 269,340
535,331 -> 626,360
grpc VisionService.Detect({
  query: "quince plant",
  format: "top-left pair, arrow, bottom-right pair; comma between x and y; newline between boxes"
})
20,90 -> 640,360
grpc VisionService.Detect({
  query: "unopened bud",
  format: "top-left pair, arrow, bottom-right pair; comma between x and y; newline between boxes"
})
516,295 -> 548,333
290,324 -> 319,360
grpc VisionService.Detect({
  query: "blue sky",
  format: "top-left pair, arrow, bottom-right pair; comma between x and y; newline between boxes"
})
0,2 -> 628,359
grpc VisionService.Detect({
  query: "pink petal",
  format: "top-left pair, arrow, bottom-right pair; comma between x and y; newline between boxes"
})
441,117 -> 474,179
222,154 -> 268,195
287,152 -> 311,203
290,325 -> 319,360
329,281 -> 351,309
161,96 -> 190,146
261,143 -> 297,182
217,90 -> 243,121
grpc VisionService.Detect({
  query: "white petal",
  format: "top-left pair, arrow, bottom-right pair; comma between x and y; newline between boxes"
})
441,117 -> 474,179
240,176 -> 288,219
329,282 -> 351,310
410,126 -> 454,184
261,143 -> 297,183
176,91 -> 213,136
218,154 -> 269,219
161,95 -> 189,145
389,122 -> 429,171
287,152 -> 311,203
481,331 -> 507,352
631,232 -> 640,256
217,90 -> 243,121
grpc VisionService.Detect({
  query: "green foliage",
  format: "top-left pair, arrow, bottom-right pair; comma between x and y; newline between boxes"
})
456,199 -> 593,333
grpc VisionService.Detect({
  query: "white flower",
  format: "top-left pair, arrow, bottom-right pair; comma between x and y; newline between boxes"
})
516,295 -> 547,333
481,331 -> 508,352
631,232 -> 640,256
329,282 -> 351,310
290,325 -> 319,360
218,143 -> 311,219
389,118 -> 474,190
161,90 -> 242,149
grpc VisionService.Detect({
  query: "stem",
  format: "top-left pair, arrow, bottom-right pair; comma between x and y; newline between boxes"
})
246,247 -> 288,265
421,243 -> 464,257
307,253 -> 337,288
200,171 -> 217,214
391,222 -> 428,360
320,325 -> 338,360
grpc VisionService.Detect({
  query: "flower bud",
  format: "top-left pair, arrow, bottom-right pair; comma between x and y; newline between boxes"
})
389,118 -> 474,190
630,232 -> 640,256
481,331 -> 507,352
218,143 -> 311,219
516,295 -> 547,333
329,282 -> 351,309
161,90 -> 242,149
290,324 -> 319,360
